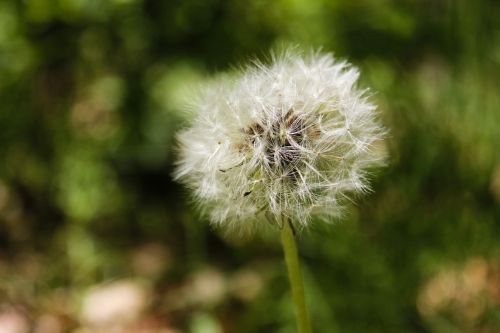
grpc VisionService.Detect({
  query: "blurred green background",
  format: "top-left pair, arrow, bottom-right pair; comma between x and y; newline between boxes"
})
1,0 -> 500,332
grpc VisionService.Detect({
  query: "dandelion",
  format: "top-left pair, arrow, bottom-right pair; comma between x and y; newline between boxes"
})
174,48 -> 387,333
175,49 -> 386,232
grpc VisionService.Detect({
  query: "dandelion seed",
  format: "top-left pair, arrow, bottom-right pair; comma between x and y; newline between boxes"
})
174,48 -> 387,235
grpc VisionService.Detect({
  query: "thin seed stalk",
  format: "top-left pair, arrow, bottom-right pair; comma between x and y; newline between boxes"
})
281,219 -> 313,333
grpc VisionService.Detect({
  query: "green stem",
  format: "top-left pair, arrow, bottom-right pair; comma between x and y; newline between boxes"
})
281,219 -> 313,333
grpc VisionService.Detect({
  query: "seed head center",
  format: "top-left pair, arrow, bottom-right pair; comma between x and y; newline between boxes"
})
243,108 -> 306,178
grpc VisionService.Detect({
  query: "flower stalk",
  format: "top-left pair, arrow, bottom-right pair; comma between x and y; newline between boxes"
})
281,218 -> 313,333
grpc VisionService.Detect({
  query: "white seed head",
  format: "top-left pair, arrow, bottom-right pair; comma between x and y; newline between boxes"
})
174,49 -> 387,235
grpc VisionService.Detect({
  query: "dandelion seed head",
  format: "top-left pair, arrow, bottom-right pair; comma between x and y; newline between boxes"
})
174,48 -> 387,235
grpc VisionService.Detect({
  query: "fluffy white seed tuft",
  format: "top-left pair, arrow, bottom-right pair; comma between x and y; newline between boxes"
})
174,49 -> 387,235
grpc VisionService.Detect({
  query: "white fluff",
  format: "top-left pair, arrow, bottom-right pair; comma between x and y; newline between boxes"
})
174,49 -> 387,235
